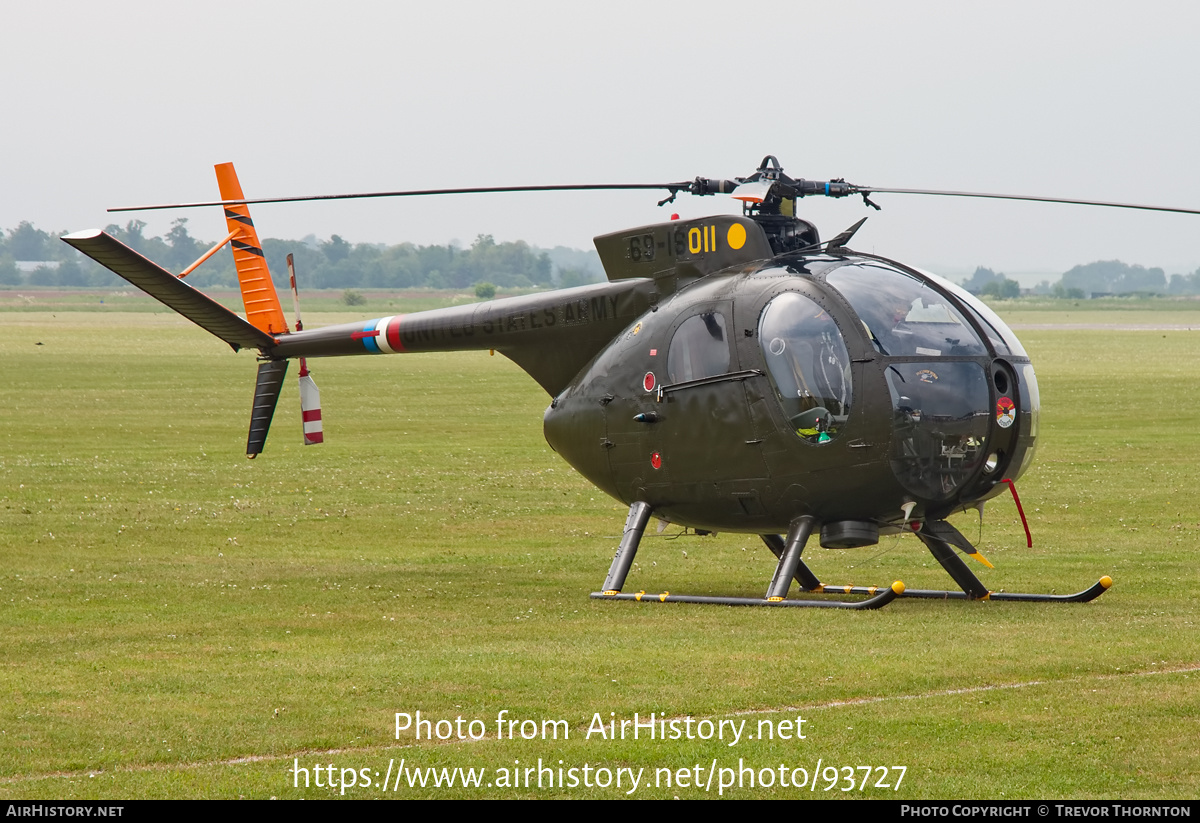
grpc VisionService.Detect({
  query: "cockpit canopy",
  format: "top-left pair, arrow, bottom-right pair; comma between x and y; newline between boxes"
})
755,258 -> 1034,504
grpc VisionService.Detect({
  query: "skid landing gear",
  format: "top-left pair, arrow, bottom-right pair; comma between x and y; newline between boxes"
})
772,518 -> 1111,603
903,519 -> 1112,602
589,506 -> 1111,608
590,505 -> 904,610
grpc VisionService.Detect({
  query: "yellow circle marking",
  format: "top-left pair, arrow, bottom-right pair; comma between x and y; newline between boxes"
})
727,223 -> 747,250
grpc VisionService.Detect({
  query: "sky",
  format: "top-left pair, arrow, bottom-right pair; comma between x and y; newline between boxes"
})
5,0 -> 1200,281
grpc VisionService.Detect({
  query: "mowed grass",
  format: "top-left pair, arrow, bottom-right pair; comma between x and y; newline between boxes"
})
1,309 -> 1197,799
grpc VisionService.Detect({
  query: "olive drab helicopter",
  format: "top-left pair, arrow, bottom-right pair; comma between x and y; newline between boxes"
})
65,156 -> 1199,610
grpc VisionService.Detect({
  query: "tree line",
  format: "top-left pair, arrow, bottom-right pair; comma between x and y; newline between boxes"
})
5,220 -> 1200,297
0,220 -> 602,291
961,262 -> 1200,298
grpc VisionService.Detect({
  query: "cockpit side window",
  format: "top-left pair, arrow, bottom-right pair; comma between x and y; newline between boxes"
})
826,264 -> 987,357
667,311 -> 730,383
759,292 -> 852,442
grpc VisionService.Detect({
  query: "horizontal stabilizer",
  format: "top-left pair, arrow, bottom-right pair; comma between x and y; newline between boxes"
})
61,229 -> 277,352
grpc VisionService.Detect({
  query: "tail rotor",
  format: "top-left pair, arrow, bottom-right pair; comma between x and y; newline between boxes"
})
287,253 -> 324,446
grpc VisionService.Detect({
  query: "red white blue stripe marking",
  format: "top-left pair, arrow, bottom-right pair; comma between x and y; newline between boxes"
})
355,316 -> 406,353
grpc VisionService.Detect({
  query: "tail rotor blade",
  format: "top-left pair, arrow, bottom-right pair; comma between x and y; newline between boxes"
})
286,253 -> 304,332
299,371 -> 323,445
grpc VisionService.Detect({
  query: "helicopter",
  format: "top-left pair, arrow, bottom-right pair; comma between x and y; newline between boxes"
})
65,155 -> 1195,610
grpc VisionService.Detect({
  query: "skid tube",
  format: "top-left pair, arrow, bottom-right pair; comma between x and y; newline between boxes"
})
827,576 -> 1113,603
591,583 -> 905,610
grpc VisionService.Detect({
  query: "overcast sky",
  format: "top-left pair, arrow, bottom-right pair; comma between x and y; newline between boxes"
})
5,0 -> 1200,279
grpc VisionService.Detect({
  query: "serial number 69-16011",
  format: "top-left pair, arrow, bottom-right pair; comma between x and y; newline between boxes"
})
628,224 -> 714,263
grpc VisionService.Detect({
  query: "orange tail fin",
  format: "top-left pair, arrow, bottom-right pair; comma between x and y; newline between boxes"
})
214,163 -> 289,336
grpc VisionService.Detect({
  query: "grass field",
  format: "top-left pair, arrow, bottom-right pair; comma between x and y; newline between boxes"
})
1,301 -> 1198,799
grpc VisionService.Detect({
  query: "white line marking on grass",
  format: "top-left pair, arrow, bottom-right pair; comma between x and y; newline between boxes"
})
727,661 -> 1200,716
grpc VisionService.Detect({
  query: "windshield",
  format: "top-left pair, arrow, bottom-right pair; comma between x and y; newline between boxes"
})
885,361 -> 990,499
919,269 -> 1028,357
825,263 -> 987,357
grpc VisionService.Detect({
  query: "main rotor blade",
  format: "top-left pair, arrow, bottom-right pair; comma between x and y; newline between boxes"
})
107,165 -> 1200,218
109,182 -> 694,213
853,185 -> 1200,216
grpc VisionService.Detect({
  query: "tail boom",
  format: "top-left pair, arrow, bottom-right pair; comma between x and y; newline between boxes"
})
268,278 -> 657,395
